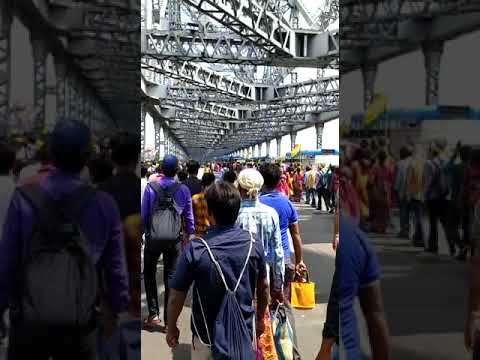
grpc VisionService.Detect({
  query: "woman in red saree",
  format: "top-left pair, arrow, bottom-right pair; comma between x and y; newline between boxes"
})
369,150 -> 394,233
292,168 -> 304,202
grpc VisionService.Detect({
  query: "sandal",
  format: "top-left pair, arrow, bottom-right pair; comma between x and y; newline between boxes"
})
142,315 -> 161,329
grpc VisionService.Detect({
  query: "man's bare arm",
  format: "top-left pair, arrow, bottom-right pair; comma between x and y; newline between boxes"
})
359,283 -> 390,360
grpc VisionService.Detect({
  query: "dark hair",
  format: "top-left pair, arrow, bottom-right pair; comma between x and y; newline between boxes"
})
205,181 -> 241,225
163,166 -> 177,178
201,172 -> 216,188
110,132 -> 140,167
399,146 -> 411,160
51,120 -> 91,173
460,145 -> 472,163
223,170 -> 237,184
177,170 -> 188,182
259,163 -> 282,189
186,160 -> 200,175
141,166 -> 147,178
0,141 -> 16,175
377,150 -> 387,165
88,157 -> 114,184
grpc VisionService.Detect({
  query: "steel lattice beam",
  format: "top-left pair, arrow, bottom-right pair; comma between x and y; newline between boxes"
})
142,58 -> 255,100
143,28 -> 339,67
181,0 -> 295,56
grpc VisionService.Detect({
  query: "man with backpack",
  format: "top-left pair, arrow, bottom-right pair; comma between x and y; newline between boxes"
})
423,139 -> 459,256
141,154 -> 194,330
166,181 -> 269,359
0,120 -> 130,359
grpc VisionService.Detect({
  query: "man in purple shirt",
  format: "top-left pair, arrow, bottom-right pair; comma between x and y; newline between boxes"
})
0,120 -> 130,359
141,154 -> 194,329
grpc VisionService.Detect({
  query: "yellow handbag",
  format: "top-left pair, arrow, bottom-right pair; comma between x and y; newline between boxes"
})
290,271 -> 316,310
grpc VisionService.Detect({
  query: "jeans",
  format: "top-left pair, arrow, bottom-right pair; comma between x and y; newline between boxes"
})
317,187 -> 331,211
307,188 -> 316,207
398,198 -> 410,235
451,204 -> 473,251
426,198 -> 458,253
409,200 -> 425,247
143,241 -> 180,323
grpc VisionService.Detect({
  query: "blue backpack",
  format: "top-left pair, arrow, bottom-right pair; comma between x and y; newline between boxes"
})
192,235 -> 255,360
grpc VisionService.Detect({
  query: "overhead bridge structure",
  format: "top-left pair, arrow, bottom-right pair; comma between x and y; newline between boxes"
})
341,0 -> 480,109
141,0 -> 339,162
0,0 -> 139,135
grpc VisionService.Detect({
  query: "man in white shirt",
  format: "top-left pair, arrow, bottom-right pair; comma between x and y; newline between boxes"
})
0,141 -> 16,344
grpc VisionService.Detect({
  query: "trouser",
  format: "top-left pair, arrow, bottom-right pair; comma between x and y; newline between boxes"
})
398,198 -> 410,235
191,336 -> 212,360
8,325 -> 96,360
317,187 -> 330,211
307,188 -> 316,207
143,241 -> 180,323
409,199 -> 425,247
451,204 -> 474,251
426,198 -> 458,253
305,187 -> 310,203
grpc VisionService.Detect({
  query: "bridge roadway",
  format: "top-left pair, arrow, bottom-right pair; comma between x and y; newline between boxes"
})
141,203 -> 336,360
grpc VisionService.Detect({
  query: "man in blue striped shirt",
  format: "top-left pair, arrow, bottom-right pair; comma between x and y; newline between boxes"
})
235,168 -> 285,302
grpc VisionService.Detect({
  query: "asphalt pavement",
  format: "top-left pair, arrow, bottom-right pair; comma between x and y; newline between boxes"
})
141,202 -> 336,360
356,215 -> 472,359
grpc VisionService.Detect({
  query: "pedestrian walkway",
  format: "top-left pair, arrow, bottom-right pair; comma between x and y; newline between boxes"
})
356,214 -> 471,359
141,204 -> 335,359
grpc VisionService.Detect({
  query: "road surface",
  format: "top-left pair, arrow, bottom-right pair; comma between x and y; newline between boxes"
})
141,202 -> 336,360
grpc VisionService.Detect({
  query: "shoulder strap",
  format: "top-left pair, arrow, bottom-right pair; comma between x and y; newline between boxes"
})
17,184 -> 59,236
197,232 -> 254,293
17,184 -> 95,257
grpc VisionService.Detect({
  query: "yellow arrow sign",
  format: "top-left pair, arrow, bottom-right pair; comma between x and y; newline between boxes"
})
291,144 -> 301,157
363,94 -> 387,126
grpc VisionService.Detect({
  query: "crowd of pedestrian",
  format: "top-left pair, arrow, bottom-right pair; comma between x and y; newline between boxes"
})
340,136 -> 480,261
0,119 -> 141,359
140,157 -> 315,359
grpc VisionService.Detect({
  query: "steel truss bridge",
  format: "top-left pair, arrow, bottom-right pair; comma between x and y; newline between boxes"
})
141,0 -> 339,161
0,0 -> 139,134
341,0 -> 480,110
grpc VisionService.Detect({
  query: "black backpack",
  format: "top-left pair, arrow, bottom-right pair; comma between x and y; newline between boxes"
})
147,182 -> 181,251
12,184 -> 98,334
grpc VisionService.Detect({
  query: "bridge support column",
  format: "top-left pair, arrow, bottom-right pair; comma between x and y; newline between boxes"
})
54,56 -> 67,119
78,84 -> 85,122
0,1 -> 12,135
141,104 -> 146,159
422,40 -> 444,106
68,74 -> 78,119
315,122 -> 324,150
276,137 -> 281,158
31,34 -> 47,130
165,130 -> 170,155
265,138 -> 270,158
290,127 -> 297,151
361,63 -> 377,110
154,120 -> 161,159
